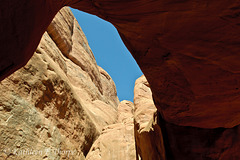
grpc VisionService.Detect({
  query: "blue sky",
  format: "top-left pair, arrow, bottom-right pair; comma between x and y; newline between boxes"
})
71,8 -> 143,102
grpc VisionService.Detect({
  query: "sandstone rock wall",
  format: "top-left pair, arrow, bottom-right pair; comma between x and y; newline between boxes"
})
134,76 -> 165,160
1,1 -> 240,159
86,101 -> 136,160
0,7 -> 119,159
2,0 -> 240,130
134,75 -> 240,160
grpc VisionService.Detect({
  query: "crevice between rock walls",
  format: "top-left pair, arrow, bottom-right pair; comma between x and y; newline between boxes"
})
134,75 -> 240,160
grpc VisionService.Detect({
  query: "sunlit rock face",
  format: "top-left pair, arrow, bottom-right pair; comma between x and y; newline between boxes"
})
1,0 -> 240,159
134,75 -> 166,160
64,0 -> 240,129
86,100 -> 136,160
1,0 -> 240,129
0,7 -> 120,159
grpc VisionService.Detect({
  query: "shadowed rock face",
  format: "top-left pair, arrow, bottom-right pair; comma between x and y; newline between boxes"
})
1,0 -> 240,159
1,0 -> 240,129
134,75 -> 240,160
63,0 -> 240,129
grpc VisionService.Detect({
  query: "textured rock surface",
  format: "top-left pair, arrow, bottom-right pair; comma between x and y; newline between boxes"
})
46,8 -> 120,132
134,76 -> 166,160
161,117 -> 240,160
1,0 -> 240,129
134,75 -> 240,160
86,101 -> 136,160
0,7 -> 119,159
1,0 -> 240,159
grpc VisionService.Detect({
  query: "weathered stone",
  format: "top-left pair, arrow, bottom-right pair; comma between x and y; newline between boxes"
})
134,75 -> 240,160
1,0 -> 240,159
2,0 -> 240,129
0,7 -> 119,159
86,101 -> 136,160
134,75 -> 166,160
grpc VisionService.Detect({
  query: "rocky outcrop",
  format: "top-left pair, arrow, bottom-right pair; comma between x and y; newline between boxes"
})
1,0 -> 240,159
2,0 -> 240,129
0,7 -> 119,159
134,75 -> 166,160
134,75 -> 240,160
86,101 -> 136,160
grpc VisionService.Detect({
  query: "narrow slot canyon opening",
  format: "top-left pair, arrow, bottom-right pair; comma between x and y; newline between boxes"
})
71,8 -> 143,102
0,6 -> 159,160
1,1 -> 240,159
